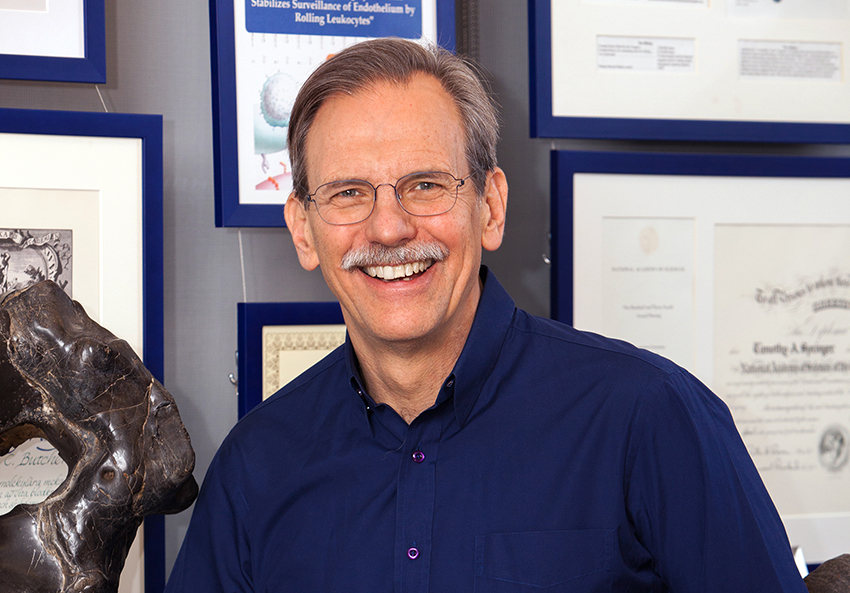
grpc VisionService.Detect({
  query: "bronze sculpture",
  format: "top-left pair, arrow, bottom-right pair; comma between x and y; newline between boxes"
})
0,281 -> 197,592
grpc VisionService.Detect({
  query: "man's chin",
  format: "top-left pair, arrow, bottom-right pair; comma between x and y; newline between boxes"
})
349,309 -> 438,346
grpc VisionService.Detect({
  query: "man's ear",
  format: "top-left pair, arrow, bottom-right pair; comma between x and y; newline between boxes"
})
480,167 -> 508,252
284,193 -> 320,271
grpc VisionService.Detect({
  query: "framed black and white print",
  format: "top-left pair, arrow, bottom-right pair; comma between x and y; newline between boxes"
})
0,0 -> 106,83
237,301 -> 345,418
552,149 -> 850,563
529,0 -> 850,143
0,108 -> 165,592
210,0 -> 458,227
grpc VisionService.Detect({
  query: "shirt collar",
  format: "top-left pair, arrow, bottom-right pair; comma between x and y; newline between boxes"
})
447,266 -> 515,427
345,266 -> 517,428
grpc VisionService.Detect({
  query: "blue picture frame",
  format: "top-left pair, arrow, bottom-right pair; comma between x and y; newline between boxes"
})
551,148 -> 850,564
237,301 -> 344,417
0,0 -> 106,83
0,108 -> 165,592
551,150 -> 850,325
529,0 -> 850,143
210,0 -> 458,227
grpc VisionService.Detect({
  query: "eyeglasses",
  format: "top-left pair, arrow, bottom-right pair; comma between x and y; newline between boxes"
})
304,171 -> 472,226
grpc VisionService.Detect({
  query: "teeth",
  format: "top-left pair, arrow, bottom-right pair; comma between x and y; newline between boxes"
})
364,259 -> 433,281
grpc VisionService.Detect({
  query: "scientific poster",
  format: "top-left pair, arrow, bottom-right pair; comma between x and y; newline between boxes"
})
233,1 -> 436,206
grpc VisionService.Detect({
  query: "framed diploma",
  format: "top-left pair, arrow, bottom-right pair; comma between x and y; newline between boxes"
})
553,149 -> 850,562
210,0 -> 458,227
0,0 -> 106,83
530,0 -> 850,143
237,301 -> 345,417
0,109 -> 165,591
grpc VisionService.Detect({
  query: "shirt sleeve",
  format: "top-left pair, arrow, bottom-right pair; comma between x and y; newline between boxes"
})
165,436 -> 254,593
624,370 -> 808,593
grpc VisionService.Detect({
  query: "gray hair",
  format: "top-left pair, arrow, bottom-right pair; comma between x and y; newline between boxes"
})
287,37 -> 500,201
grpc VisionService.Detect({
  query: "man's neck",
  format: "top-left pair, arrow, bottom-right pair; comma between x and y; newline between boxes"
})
355,335 -> 463,424
351,279 -> 482,424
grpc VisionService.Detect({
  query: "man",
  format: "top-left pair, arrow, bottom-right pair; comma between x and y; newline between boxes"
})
167,38 -> 807,592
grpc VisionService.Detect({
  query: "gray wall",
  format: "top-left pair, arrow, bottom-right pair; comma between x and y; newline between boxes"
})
0,0 -> 847,579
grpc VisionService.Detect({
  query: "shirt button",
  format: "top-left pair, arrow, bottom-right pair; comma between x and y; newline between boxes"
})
407,547 -> 419,560
411,450 -> 425,463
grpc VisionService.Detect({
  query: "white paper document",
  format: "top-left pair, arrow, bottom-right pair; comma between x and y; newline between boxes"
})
0,0 -> 46,10
0,439 -> 67,515
714,224 -> 850,517
601,217 -> 695,369
597,36 -> 695,73
739,40 -> 842,82
0,0 -> 83,57
728,0 -> 848,19
584,0 -> 705,5
550,1 -> 850,125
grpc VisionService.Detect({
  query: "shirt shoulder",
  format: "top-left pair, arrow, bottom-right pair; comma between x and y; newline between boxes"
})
510,309 -> 684,380
223,344 -> 352,456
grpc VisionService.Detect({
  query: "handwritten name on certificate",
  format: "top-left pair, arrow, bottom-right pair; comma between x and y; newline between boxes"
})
714,224 -> 850,516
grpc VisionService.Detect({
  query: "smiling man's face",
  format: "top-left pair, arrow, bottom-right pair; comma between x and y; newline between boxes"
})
285,73 -> 506,352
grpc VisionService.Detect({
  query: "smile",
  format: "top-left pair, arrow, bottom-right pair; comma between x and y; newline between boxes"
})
363,259 -> 434,281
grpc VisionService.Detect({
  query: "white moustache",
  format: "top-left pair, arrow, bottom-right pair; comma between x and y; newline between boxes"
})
340,242 -> 449,271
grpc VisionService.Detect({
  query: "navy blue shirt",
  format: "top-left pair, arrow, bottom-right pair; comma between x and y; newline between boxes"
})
167,269 -> 806,592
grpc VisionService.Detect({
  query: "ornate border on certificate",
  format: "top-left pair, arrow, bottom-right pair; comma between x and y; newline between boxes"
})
262,325 -> 346,400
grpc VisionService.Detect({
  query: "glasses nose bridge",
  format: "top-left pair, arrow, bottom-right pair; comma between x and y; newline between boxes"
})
372,180 -> 402,201
371,181 -> 408,217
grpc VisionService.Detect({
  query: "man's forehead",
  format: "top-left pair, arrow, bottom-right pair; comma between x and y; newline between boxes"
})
303,74 -> 464,177
319,73 -> 454,118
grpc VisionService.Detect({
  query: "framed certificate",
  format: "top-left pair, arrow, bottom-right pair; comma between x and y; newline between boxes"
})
210,0 -> 458,227
237,301 -> 345,417
0,0 -> 106,83
553,149 -> 850,562
0,109 -> 164,592
530,0 -> 850,142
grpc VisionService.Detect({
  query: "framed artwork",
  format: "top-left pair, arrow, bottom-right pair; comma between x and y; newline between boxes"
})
237,301 -> 345,418
0,109 -> 164,592
552,149 -> 850,563
210,0 -> 458,227
0,0 -> 106,83
529,0 -> 850,142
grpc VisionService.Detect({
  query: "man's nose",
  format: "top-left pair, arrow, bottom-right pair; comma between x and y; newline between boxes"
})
363,184 -> 416,244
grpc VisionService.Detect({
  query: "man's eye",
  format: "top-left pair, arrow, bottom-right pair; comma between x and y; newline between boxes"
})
414,181 -> 437,191
322,184 -> 366,202
336,188 -> 363,198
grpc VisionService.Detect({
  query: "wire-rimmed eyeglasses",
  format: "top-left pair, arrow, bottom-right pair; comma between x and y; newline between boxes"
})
304,171 -> 472,226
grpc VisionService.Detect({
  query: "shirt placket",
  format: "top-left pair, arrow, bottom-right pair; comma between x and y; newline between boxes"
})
394,413 -> 441,593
